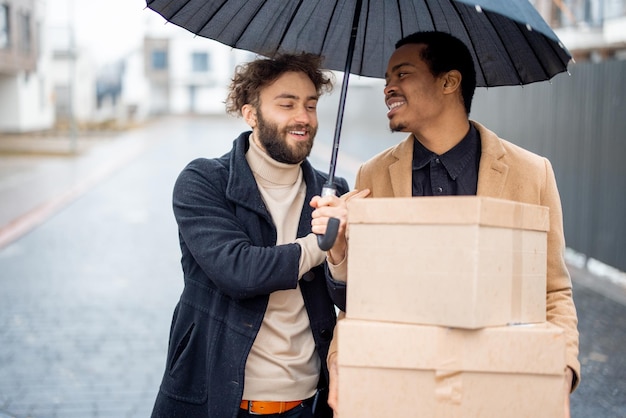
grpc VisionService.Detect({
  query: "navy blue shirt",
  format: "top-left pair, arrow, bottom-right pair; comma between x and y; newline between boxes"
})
412,124 -> 481,196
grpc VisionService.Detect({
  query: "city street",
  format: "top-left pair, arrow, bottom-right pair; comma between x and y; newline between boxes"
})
0,115 -> 624,417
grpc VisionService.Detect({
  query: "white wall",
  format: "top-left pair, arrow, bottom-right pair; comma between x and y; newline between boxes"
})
0,0 -> 55,133
119,49 -> 150,123
167,37 -> 253,115
0,70 -> 55,133
0,76 -> 21,131
17,70 -> 56,131
605,16 -> 626,44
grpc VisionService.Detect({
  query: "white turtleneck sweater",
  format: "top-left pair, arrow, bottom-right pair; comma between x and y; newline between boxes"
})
242,137 -> 326,401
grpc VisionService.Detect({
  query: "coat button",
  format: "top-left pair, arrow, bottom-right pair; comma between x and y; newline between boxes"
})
320,328 -> 332,341
302,271 -> 315,282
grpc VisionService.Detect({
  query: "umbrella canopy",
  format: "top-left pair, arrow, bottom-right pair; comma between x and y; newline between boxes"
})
145,0 -> 571,249
145,0 -> 571,87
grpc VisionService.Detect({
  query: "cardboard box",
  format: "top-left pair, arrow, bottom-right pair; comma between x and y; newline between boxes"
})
337,319 -> 566,418
346,197 -> 548,328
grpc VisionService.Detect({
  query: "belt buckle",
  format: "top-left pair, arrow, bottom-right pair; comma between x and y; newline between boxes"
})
247,401 -> 281,415
247,401 -> 261,415
246,400 -> 300,415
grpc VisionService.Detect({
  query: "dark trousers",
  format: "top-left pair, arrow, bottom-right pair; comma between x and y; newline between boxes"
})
237,403 -> 314,418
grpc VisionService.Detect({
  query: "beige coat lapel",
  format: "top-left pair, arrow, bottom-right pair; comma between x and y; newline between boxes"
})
473,121 -> 509,198
389,135 -> 414,197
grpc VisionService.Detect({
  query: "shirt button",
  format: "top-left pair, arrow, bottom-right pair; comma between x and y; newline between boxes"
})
320,328 -> 332,341
435,158 -> 440,164
435,187 -> 443,193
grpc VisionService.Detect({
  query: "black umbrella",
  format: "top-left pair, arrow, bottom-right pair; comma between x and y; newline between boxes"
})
145,0 -> 571,249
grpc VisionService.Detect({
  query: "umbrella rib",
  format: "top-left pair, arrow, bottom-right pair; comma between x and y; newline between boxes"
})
422,0 -> 436,31
150,0 -> 194,23
516,21 -> 552,82
448,1 -> 491,86
519,20 -> 571,80
395,0 -> 404,38
320,1 -> 342,55
475,6 -> 549,85
187,1 -> 229,35
220,2 -> 270,52
545,37 -> 571,74
276,0 -> 306,56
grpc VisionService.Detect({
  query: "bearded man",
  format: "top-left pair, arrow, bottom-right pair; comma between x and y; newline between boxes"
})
151,53 -> 349,418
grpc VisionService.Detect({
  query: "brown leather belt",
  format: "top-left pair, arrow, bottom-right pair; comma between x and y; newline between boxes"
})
240,400 -> 303,415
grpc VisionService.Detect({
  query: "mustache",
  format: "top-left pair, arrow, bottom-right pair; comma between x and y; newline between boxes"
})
285,124 -> 311,133
385,92 -> 403,102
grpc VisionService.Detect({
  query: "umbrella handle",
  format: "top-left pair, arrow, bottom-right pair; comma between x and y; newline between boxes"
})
317,184 -> 339,251
317,218 -> 339,251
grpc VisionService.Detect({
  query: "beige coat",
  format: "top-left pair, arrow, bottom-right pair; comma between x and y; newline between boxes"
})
341,120 -> 580,387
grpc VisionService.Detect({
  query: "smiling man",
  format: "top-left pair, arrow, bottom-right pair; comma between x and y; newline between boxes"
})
311,31 -> 581,417
151,53 -> 349,418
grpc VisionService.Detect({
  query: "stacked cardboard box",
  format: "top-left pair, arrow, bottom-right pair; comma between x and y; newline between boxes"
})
337,197 -> 566,417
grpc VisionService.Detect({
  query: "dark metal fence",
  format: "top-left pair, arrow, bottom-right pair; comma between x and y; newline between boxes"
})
471,59 -> 626,271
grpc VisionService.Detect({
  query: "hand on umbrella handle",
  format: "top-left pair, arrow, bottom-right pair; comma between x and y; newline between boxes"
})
316,184 -> 339,251
317,217 -> 340,251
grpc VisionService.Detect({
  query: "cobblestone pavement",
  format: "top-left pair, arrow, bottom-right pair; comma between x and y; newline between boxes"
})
0,116 -> 234,417
0,115 -> 624,417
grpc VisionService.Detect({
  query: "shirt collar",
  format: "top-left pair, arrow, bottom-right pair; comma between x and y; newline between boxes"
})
412,124 -> 479,180
412,136 -> 436,170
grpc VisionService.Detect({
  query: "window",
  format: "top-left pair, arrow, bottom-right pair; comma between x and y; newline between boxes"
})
0,4 -> 9,49
191,52 -> 209,72
152,50 -> 168,70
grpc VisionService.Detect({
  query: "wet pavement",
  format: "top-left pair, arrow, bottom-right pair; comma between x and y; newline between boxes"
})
0,115 -> 624,417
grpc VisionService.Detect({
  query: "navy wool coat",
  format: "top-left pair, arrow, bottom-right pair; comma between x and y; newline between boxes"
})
151,132 -> 349,418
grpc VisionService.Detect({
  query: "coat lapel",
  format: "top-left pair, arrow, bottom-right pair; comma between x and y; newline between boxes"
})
473,121 -> 509,198
389,135 -> 415,197
226,132 -> 274,222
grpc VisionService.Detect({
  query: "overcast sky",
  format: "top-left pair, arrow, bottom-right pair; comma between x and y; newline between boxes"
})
46,0 -> 151,65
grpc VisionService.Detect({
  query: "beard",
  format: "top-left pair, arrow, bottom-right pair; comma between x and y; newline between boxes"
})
256,109 -> 316,164
390,122 -> 407,133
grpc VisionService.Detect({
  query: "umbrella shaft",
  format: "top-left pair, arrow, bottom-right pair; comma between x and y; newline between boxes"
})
327,0 -> 363,185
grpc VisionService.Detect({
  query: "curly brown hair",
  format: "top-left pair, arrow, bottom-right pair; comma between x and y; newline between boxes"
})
225,53 -> 333,116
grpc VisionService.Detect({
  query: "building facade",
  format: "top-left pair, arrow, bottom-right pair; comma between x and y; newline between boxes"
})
0,0 -> 54,132
142,24 -> 254,117
533,0 -> 626,61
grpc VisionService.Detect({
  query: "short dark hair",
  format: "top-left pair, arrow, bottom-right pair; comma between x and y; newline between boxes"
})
396,31 -> 476,114
225,53 -> 333,116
